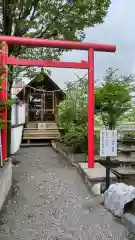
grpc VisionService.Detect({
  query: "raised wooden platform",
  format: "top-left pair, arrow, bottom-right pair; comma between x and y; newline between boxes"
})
23,121 -> 60,141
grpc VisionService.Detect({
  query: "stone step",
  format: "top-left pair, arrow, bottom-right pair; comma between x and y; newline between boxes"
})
130,152 -> 135,159
113,155 -> 135,164
119,146 -> 135,153
112,167 -> 135,186
112,167 -> 135,177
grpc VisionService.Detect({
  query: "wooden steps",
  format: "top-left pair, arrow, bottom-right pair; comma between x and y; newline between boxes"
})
24,129 -> 59,133
23,121 -> 60,141
23,132 -> 60,139
23,136 -> 59,139
26,122 -> 57,129
26,122 -> 37,128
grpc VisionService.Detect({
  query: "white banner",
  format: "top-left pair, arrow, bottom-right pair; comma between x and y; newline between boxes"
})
100,130 -> 117,157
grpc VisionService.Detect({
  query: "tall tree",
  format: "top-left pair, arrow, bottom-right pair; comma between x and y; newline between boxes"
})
0,0 -> 111,91
95,68 -> 133,129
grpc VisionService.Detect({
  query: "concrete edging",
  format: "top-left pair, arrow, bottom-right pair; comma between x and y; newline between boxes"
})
122,213 -> 135,235
51,140 -> 87,167
0,159 -> 12,211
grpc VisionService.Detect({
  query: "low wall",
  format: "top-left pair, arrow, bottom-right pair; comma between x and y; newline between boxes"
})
52,140 -> 87,166
0,159 -> 12,210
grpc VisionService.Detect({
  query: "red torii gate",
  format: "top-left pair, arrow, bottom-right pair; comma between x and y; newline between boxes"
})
0,36 -> 116,168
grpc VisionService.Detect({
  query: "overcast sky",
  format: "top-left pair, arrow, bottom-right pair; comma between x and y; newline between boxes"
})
50,0 -> 135,89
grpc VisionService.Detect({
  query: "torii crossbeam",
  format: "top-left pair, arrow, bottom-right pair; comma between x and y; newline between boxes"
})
0,36 -> 116,168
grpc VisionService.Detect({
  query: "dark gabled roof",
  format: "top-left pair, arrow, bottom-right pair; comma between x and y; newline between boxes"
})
17,72 -> 65,100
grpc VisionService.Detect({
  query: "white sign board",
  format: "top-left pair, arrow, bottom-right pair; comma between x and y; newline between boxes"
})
100,130 -> 117,157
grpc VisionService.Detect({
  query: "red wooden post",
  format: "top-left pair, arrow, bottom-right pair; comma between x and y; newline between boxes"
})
88,48 -> 94,168
0,42 -> 8,161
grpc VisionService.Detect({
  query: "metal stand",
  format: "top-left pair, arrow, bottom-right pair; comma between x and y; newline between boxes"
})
105,156 -> 111,190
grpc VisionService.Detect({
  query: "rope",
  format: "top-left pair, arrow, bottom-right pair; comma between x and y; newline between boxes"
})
24,84 -> 65,93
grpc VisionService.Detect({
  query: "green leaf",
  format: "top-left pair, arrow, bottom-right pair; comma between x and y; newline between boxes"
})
1,0 -> 111,82
95,68 -> 132,129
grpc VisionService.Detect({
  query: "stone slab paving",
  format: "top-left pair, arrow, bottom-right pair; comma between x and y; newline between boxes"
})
0,147 -> 134,240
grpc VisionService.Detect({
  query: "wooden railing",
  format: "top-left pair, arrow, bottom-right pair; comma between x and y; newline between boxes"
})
55,105 -> 59,125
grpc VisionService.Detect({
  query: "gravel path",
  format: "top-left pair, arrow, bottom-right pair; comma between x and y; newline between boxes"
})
0,147 -> 134,240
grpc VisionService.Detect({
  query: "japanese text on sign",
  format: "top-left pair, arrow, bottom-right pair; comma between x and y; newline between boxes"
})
100,130 -> 117,157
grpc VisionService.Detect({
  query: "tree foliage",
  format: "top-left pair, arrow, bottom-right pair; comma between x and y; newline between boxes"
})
59,68 -> 133,154
0,0 -> 111,89
95,68 -> 133,129
59,77 -> 88,153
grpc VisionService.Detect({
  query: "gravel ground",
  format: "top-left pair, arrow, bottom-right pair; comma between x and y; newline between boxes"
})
0,147 -> 135,240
